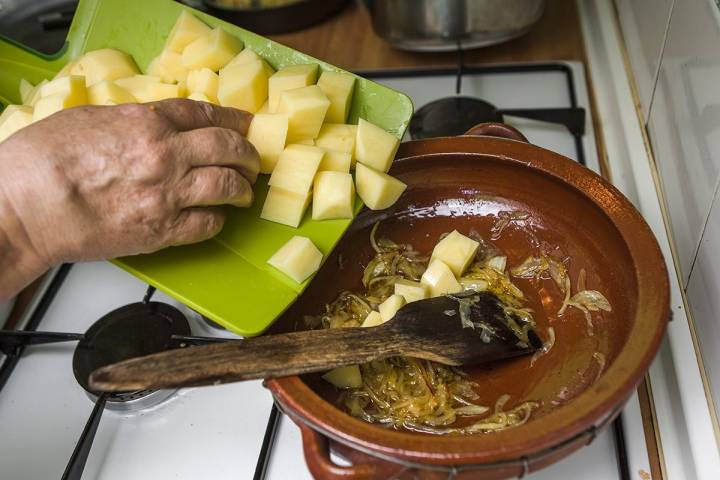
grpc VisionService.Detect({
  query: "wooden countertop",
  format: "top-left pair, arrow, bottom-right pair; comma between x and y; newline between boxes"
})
269,0 -> 586,70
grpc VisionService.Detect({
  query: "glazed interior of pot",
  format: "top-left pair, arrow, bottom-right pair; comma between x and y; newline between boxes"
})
270,151 -> 638,432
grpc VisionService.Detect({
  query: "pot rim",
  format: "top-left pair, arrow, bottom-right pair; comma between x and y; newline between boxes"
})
267,134 -> 669,465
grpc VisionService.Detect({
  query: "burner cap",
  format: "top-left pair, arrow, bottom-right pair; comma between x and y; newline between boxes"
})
409,97 -> 502,139
73,302 -> 190,409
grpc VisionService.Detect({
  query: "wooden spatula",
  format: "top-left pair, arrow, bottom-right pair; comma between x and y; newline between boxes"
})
89,291 -> 542,392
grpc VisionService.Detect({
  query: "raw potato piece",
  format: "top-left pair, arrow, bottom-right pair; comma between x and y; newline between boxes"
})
53,60 -> 76,80
114,75 -> 161,92
181,27 -> 243,71
277,85 -> 330,142
312,171 -> 354,220
247,113 -> 289,174
40,75 -> 87,99
223,48 -> 261,69
355,118 -> 400,173
218,61 -> 268,113
318,149 -> 351,173
88,81 -> 136,105
268,64 -> 318,113
19,79 -> 34,104
187,92 -> 213,103
315,123 -> 357,157
135,83 -> 183,102
24,79 -> 48,106
317,71 -> 356,123
354,163 -> 407,210
70,49 -> 140,86
33,93 -> 83,121
361,311 -> 383,328
0,105 -> 33,143
268,144 -> 324,195
260,187 -> 311,227
430,230 -> 479,277
164,10 -> 212,53
267,235 -> 323,283
394,279 -> 427,303
378,294 -> 406,322
147,50 -> 188,84
421,259 -> 462,297
322,365 -> 362,389
186,68 -> 219,102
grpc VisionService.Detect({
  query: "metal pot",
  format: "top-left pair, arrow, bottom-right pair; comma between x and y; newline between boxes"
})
364,0 -> 545,52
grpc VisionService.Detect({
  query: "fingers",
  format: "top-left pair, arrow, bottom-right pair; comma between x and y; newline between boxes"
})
167,207 -> 227,247
150,98 -> 253,134
174,126 -> 260,183
180,167 -> 254,208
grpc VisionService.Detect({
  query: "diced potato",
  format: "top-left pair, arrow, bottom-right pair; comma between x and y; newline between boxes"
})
25,79 -> 48,106
70,49 -> 140,86
53,60 -> 76,79
147,49 -> 188,84
315,123 -> 357,158
40,75 -> 86,99
268,144 -> 324,194
430,230 -> 479,277
354,163 -> 407,210
164,10 -> 212,53
33,92 -> 86,121
277,85 -> 330,142
355,118 -> 399,173
19,79 -> 34,104
267,235 -> 323,283
260,187 -> 311,228
247,113 -> 289,174
181,27 -> 243,71
318,149 -> 351,172
421,259 -> 462,297
361,311 -> 383,328
312,171 -> 354,220
88,81 -> 136,105
394,279 -> 427,303
133,82 -> 183,103
217,61 -> 268,113
187,92 -> 213,103
317,71 -> 355,123
378,294 -> 406,322
186,68 -> 219,102
322,365 -> 362,389
223,48 -> 261,69
257,101 -> 270,114
268,64 -> 318,113
295,138 -> 314,145
486,256 -> 507,273
0,105 -> 33,143
114,74 -> 161,92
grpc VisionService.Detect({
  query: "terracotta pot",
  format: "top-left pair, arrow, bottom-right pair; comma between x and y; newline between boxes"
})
265,123 -> 669,479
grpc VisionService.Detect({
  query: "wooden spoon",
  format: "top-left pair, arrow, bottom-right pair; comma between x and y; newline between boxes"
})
89,291 -> 542,392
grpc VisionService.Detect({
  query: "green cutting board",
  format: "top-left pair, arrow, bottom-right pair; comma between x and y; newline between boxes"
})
0,0 -> 413,336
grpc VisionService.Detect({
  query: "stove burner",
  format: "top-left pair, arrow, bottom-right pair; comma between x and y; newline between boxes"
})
410,96 -> 500,139
72,302 -> 190,410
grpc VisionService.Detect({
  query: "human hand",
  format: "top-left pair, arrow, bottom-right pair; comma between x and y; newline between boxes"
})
0,99 -> 259,299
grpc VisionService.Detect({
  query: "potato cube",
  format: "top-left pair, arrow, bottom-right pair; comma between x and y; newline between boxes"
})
355,118 -> 399,173
247,113 -> 289,174
88,81 -> 137,105
430,230 -> 479,277
260,187 -> 311,228
268,144 -> 324,195
421,259 -> 462,297
267,235 -> 323,283
354,163 -> 406,210
312,171 -> 354,220
322,365 -> 361,389
33,93 -> 83,121
164,10 -> 212,53
187,92 -> 213,103
361,311 -> 383,328
0,105 -> 33,143
278,85 -> 330,142
223,48 -> 261,69
24,79 -> 47,106
378,294 -> 406,322
40,75 -> 87,99
53,60 -> 76,79
268,64 -> 318,113
186,68 -> 219,102
19,79 -> 34,104
257,101 -> 270,114
315,123 -> 357,157
147,50 -> 188,84
394,279 -> 427,303
318,149 -> 351,172
70,49 -> 140,86
296,138 -> 315,145
181,27 -> 243,71
218,61 -> 268,113
133,82 -> 183,103
317,71 -> 355,123
114,75 -> 161,92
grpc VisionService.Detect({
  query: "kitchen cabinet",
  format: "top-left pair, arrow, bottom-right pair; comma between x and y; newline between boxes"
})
615,0 -> 674,120
686,188 -> 720,421
647,0 -> 720,285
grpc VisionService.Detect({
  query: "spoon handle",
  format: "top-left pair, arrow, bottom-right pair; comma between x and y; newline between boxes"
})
89,325 -> 401,392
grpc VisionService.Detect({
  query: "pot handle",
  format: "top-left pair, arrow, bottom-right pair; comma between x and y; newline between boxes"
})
464,122 -> 529,143
299,423 -> 377,480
